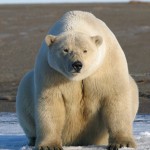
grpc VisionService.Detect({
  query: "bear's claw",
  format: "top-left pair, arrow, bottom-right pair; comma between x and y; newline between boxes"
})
38,146 -> 63,150
107,144 -> 121,150
108,136 -> 136,150
108,141 -> 136,150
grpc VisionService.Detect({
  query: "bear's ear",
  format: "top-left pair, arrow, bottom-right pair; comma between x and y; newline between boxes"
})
91,35 -> 103,47
45,35 -> 56,46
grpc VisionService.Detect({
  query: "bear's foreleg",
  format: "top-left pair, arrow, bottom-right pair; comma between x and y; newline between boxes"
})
35,90 -> 65,150
102,94 -> 136,150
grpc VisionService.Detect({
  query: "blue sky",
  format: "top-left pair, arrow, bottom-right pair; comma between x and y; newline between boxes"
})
0,0 -> 150,4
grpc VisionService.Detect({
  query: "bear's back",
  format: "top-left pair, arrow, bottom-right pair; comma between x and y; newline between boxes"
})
49,11 -> 106,36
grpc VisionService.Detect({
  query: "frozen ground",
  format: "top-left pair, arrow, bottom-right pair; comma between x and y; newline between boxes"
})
0,113 -> 150,150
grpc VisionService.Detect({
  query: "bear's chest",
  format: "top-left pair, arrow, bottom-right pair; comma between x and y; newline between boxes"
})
60,79 -> 102,120
60,79 -> 103,144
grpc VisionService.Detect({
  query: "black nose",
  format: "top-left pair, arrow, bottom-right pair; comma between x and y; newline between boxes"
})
72,61 -> 82,73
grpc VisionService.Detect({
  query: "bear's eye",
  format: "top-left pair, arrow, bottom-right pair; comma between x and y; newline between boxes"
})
64,49 -> 69,53
83,50 -> 87,53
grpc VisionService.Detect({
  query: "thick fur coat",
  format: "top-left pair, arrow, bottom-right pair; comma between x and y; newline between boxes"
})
16,11 -> 139,150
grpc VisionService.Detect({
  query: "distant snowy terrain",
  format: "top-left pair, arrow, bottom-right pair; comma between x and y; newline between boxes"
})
0,113 -> 150,150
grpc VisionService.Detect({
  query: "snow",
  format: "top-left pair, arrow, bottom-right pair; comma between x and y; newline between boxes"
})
0,113 -> 150,150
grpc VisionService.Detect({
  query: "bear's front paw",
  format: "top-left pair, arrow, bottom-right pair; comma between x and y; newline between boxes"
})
108,137 -> 136,150
37,146 -> 63,150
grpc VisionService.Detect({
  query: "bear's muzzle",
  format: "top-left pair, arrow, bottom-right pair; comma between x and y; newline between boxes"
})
72,61 -> 82,73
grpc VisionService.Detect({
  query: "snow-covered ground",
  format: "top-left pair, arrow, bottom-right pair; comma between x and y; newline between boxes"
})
0,113 -> 150,150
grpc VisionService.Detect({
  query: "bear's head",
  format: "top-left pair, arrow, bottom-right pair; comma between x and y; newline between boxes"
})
45,32 -> 105,81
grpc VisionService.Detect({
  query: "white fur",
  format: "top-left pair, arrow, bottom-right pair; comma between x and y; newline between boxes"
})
16,11 -> 139,150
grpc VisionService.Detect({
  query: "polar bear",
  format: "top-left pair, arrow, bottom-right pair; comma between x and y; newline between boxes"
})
16,11 -> 139,150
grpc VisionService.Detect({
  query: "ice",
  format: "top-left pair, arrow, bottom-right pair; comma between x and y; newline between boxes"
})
140,132 -> 150,136
0,113 -> 150,150
0,113 -> 23,135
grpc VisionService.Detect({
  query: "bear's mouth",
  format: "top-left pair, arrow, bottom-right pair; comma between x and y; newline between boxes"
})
66,70 -> 81,78
70,71 -> 81,75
